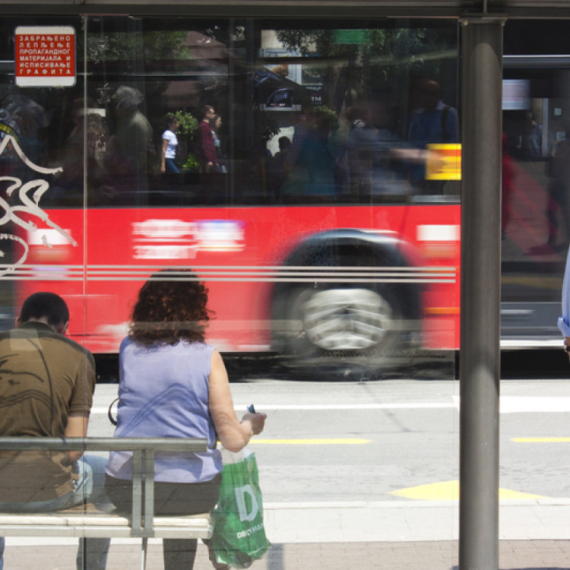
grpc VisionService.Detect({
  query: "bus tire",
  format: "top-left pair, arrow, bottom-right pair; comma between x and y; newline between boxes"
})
274,282 -> 408,373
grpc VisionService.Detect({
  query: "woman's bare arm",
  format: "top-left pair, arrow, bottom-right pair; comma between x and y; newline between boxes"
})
64,412 -> 89,463
208,350 -> 266,452
161,138 -> 168,173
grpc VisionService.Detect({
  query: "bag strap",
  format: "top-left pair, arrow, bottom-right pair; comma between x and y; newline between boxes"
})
108,397 -> 119,426
441,105 -> 450,143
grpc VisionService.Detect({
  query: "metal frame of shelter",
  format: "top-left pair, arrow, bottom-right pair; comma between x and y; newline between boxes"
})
0,1 -> 567,568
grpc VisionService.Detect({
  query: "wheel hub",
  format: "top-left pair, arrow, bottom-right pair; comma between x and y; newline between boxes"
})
301,288 -> 393,351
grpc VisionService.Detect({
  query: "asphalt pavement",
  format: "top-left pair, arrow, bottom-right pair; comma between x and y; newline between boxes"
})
5,379 -> 570,569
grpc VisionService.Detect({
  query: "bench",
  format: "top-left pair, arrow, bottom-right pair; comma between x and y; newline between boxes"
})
0,437 -> 213,568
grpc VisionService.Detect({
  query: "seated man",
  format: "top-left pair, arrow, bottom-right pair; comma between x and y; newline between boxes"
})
0,292 -> 107,570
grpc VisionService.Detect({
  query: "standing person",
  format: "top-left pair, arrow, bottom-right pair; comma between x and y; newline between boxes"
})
104,270 -> 267,570
502,132 -> 516,240
0,293 -> 106,570
161,114 -> 179,174
211,115 -> 227,173
346,105 -> 377,196
408,78 -> 460,146
407,78 -> 459,193
105,86 -> 155,204
282,103 -> 338,197
197,105 -> 219,173
546,135 -> 570,248
559,247 -> 570,357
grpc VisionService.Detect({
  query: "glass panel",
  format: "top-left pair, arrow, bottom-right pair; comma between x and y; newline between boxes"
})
0,14 -> 100,566
35,17 -> 461,208
502,20 -> 570,342
0,13 -> 459,570
500,19 -> 570,570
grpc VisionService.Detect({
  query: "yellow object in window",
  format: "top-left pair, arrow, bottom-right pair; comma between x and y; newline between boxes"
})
426,143 -> 462,180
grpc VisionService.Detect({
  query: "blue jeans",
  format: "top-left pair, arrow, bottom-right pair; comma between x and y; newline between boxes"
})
0,455 -> 110,570
164,158 -> 179,174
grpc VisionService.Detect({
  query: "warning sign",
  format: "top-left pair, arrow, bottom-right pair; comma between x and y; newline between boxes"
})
15,26 -> 75,87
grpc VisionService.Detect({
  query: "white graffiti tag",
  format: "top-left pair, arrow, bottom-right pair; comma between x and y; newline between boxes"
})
0,135 -> 76,277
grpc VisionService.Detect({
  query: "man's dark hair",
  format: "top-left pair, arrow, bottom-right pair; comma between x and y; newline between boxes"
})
201,105 -> 214,120
20,292 -> 69,327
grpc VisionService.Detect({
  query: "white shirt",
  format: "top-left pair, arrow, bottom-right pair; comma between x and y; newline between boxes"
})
162,129 -> 178,159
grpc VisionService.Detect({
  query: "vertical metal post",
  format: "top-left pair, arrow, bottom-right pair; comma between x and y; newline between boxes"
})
144,449 -> 155,535
132,449 -> 144,535
459,13 -> 505,570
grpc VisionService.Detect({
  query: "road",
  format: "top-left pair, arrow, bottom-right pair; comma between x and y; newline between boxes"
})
6,374 -> 570,550
89,376 -> 570,505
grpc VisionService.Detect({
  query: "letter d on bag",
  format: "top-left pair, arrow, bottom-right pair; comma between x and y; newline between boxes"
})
234,484 -> 259,522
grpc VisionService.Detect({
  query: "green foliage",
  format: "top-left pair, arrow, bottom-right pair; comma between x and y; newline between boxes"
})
275,27 -> 453,88
87,31 -> 190,64
169,111 -> 199,171
312,106 -> 338,132
173,110 -> 199,139
182,152 -> 200,172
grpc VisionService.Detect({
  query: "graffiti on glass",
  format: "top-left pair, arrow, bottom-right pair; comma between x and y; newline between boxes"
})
0,135 -> 76,277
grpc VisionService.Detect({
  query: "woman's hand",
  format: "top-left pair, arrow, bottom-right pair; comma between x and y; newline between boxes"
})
241,412 -> 267,436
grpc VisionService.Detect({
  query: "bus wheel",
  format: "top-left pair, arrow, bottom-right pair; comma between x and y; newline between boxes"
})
286,285 -> 401,356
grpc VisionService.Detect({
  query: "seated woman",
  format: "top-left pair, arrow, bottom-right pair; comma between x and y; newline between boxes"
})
104,269 -> 267,570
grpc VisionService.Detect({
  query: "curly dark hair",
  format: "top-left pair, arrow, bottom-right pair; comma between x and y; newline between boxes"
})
129,269 -> 212,346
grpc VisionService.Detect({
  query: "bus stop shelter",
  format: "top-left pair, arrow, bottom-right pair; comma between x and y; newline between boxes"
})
2,0 -> 570,568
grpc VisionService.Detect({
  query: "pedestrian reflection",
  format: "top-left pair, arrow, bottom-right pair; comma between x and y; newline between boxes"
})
281,101 -> 338,199
105,86 -> 155,205
407,78 -> 459,194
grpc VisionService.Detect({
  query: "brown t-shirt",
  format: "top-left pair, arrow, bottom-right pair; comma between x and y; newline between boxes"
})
0,322 -> 95,502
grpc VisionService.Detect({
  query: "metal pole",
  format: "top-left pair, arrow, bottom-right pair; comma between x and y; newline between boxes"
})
459,13 -> 505,570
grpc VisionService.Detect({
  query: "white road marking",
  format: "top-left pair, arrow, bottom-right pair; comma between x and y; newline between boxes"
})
91,403 -> 457,415
453,396 -> 570,413
92,397 -> 570,416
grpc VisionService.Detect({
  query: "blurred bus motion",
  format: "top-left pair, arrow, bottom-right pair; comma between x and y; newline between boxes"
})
0,14 -> 566,375
0,17 -> 462,377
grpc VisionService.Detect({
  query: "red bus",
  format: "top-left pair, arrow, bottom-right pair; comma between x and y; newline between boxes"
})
0,15 -> 464,374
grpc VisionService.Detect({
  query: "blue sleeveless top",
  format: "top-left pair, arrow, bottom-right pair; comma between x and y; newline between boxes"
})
105,337 -> 222,483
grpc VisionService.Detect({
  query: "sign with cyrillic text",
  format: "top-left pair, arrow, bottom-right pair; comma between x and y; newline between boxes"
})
15,26 -> 75,87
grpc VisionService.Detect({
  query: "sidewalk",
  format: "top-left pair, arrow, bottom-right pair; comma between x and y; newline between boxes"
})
4,500 -> 570,569
5,539 -> 570,570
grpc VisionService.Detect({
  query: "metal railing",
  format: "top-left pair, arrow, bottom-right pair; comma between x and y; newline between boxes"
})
0,437 -> 208,537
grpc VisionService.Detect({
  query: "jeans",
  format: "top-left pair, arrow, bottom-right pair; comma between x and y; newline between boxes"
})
164,158 -> 179,174
105,473 -> 221,570
0,455 -> 111,570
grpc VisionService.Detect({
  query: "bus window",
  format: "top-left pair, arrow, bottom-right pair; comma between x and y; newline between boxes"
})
18,18 -> 459,210
5,16 -> 460,363
501,20 -> 570,345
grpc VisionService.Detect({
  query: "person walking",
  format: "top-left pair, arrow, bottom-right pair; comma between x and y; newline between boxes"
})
161,114 -> 180,174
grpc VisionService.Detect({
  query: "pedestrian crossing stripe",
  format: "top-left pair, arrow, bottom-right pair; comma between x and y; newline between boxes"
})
390,481 -> 546,501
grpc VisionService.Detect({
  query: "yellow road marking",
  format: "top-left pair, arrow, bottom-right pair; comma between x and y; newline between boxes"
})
248,438 -> 371,445
513,437 -> 570,443
390,480 -> 545,501
501,276 -> 563,290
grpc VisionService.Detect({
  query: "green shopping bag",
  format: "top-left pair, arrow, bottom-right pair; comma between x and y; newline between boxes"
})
211,449 -> 271,568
